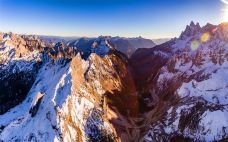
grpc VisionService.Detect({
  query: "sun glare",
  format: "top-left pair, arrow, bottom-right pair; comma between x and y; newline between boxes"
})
201,32 -> 210,43
222,6 -> 228,22
221,0 -> 228,5
191,40 -> 199,51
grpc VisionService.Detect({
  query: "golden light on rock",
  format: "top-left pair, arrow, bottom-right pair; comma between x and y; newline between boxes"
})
191,40 -> 200,51
201,32 -> 210,43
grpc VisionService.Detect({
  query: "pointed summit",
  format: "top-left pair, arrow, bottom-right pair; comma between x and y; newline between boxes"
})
180,21 -> 201,39
190,21 -> 195,27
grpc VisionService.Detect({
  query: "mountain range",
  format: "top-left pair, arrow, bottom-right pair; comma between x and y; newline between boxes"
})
0,21 -> 228,142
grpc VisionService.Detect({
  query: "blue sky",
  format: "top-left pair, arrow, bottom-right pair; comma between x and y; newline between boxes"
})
0,0 -> 226,38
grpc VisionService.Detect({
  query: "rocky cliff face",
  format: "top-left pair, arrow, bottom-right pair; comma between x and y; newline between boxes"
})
1,22 -> 228,142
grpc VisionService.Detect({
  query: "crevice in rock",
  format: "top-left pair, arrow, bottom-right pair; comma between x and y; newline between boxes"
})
29,94 -> 44,117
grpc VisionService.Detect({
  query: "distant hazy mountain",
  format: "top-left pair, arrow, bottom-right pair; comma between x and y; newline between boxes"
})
38,35 -> 81,44
65,36 -> 156,57
152,38 -> 171,45
111,36 -> 156,57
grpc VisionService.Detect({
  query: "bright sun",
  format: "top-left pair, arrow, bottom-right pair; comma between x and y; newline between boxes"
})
221,0 -> 228,22
222,6 -> 228,22
221,0 -> 228,5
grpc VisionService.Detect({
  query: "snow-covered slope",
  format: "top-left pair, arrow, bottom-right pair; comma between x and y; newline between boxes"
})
142,22 -> 228,141
0,33 -> 43,115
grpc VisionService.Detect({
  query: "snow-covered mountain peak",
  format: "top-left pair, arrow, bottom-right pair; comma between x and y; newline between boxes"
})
128,22 -> 228,141
91,37 -> 113,57
180,21 -> 201,39
2,33 -> 11,41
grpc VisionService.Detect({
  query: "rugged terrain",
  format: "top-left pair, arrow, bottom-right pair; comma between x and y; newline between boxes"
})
1,22 -> 228,142
132,22 -> 228,141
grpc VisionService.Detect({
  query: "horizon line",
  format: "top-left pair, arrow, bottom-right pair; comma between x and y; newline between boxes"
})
0,30 -> 175,40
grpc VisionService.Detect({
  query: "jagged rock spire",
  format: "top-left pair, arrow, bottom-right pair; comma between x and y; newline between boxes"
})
180,21 -> 201,39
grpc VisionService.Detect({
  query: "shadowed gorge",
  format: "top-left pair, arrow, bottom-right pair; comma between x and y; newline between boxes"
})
0,59 -> 41,114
